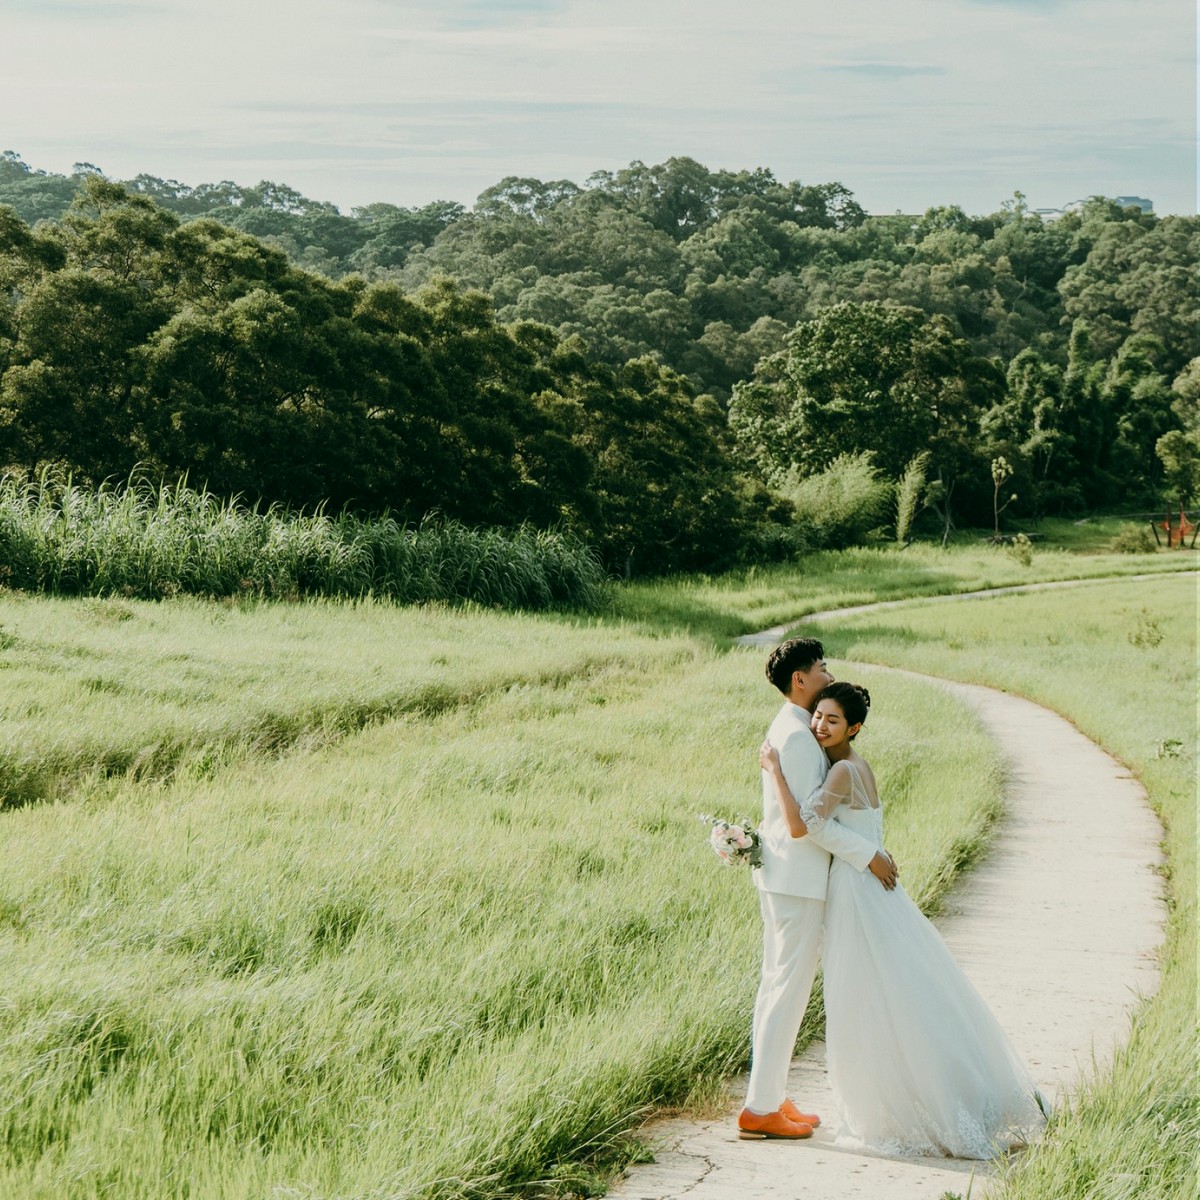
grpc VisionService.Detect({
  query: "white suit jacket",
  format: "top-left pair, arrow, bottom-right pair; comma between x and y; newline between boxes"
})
754,700 -> 879,900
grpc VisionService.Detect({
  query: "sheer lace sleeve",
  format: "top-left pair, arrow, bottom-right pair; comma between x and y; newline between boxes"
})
798,762 -> 854,835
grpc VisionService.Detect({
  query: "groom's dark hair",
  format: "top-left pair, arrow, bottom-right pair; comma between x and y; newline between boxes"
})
766,637 -> 825,695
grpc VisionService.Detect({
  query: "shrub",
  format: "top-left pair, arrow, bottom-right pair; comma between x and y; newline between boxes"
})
782,453 -> 893,551
1109,525 -> 1158,554
1006,532 -> 1034,567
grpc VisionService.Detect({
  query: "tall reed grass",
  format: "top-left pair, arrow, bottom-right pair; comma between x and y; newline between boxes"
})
0,653 -> 1000,1200
781,451 -> 893,551
0,472 -> 607,610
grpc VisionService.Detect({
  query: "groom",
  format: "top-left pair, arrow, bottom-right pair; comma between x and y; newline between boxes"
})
738,636 -> 899,1140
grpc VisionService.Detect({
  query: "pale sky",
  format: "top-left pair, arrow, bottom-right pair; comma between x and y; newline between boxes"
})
3,0 -> 1195,216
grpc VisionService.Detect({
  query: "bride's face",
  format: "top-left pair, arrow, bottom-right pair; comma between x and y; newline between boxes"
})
812,699 -> 858,750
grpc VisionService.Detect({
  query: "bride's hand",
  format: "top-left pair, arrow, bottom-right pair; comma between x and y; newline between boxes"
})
759,741 -> 780,772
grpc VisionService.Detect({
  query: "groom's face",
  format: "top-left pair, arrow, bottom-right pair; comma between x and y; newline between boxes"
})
793,659 -> 833,706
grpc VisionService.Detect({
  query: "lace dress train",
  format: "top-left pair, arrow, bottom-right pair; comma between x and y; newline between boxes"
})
805,763 -> 1045,1158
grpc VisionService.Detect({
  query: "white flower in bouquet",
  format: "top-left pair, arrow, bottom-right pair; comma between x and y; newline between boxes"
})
698,814 -> 762,868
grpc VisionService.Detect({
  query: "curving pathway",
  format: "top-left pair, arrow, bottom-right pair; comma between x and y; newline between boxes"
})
737,569 -> 1195,648
607,583 -> 1170,1200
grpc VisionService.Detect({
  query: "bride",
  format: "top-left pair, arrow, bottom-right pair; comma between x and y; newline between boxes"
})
760,681 -> 1046,1159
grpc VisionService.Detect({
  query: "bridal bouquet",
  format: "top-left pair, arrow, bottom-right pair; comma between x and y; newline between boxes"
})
699,814 -> 762,868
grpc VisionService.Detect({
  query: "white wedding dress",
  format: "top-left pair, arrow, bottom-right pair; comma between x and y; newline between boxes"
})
802,759 -> 1046,1159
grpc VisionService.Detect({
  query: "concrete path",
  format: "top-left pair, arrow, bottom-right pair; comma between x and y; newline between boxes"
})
608,595 -> 1168,1200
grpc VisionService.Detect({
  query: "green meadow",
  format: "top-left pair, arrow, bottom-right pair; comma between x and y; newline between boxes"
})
0,574 -> 1005,1198
0,594 -> 690,808
611,526 -> 1196,640
0,545 -> 1194,1198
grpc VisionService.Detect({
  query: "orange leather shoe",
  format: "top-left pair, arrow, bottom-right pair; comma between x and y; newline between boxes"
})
736,1107 -> 814,1140
781,1098 -> 821,1128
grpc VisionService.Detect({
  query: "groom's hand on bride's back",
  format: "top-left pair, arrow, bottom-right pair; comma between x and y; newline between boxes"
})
868,851 -> 899,890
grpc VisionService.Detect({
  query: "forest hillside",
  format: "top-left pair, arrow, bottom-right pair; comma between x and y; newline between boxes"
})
2,152 -> 1196,572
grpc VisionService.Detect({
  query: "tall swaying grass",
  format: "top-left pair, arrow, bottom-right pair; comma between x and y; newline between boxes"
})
0,651 -> 1000,1200
2,558 -> 1191,1197
782,451 -> 893,551
0,593 -> 693,808
894,451 -> 931,545
0,473 -> 607,610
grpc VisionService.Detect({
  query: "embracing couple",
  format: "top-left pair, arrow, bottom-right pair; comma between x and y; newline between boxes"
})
737,636 -> 1044,1159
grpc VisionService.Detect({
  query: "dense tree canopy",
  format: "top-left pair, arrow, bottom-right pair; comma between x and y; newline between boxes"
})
1,152 -> 1197,571
730,303 -> 1000,476
0,178 -> 751,572
728,302 -> 1005,528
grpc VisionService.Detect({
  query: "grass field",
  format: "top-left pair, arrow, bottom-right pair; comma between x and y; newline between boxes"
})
0,592 -> 1002,1198
0,593 -> 695,809
612,534 -> 1196,641
796,574 -> 1198,1200
0,550 -> 1193,1198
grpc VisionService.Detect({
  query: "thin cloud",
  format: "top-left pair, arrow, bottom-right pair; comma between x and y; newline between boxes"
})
964,0 -> 1070,7
365,24 -> 648,51
822,63 -> 948,78
0,0 -> 1192,216
432,0 -> 573,29
3,1 -> 164,15
233,99 -> 666,117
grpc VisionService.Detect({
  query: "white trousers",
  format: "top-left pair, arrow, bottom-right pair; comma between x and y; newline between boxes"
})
744,890 -> 824,1114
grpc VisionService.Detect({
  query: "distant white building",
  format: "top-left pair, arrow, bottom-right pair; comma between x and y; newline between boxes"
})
1033,195 -> 1154,221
